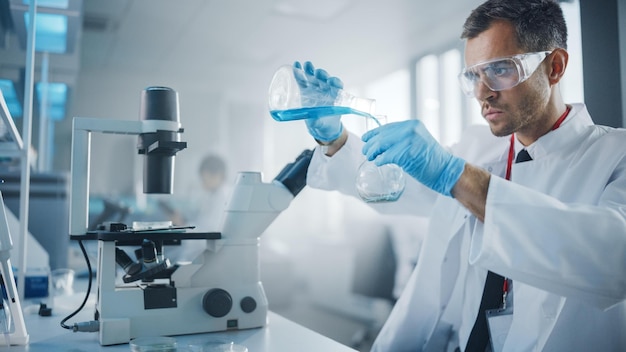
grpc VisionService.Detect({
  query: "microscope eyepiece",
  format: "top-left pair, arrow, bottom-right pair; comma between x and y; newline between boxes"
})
140,87 -> 180,122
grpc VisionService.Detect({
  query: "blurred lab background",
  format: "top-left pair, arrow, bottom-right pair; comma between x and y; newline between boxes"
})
0,0 -> 623,350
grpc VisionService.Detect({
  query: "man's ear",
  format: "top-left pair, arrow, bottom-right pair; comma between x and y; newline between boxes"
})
548,48 -> 569,85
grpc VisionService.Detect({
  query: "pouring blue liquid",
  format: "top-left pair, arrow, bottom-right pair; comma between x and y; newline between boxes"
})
270,106 -> 381,126
270,106 -> 403,203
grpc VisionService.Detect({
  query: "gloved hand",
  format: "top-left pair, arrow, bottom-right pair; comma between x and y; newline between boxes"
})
293,61 -> 344,143
361,119 -> 466,197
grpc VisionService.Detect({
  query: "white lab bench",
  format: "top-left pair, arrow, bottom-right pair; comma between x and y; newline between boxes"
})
11,287 -> 358,352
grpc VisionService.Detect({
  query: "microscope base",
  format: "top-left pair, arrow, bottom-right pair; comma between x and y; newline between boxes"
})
98,284 -> 268,345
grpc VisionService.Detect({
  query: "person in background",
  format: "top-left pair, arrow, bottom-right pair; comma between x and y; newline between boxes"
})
163,153 -> 229,262
290,0 -> 626,350
193,154 -> 229,230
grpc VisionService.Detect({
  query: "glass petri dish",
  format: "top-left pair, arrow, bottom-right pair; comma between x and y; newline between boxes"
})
207,344 -> 248,352
130,336 -> 177,352
188,341 -> 248,352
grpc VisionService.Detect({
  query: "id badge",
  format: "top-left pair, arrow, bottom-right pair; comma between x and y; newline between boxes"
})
486,307 -> 513,352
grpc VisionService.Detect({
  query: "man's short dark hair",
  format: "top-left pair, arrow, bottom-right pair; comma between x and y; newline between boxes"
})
461,0 -> 568,51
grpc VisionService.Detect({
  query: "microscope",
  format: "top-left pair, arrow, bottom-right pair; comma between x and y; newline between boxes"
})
69,87 -> 312,345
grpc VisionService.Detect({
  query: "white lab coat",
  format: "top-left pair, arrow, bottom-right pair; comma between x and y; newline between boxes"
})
306,103 -> 626,351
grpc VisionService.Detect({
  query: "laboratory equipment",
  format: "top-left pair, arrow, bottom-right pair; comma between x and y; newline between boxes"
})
268,64 -> 377,122
137,87 -> 184,194
0,171 -> 70,270
458,51 -> 551,97
187,339 -> 249,352
69,86 -> 313,345
0,191 -> 29,346
355,116 -> 405,202
130,336 -> 177,351
356,161 -> 405,202
268,64 -> 405,202
361,119 -> 466,197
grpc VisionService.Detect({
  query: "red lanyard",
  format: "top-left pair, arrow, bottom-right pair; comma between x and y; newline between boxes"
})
499,105 -> 571,308
504,106 -> 571,181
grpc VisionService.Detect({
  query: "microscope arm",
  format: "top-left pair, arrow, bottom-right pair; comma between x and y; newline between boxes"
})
220,149 -> 313,240
273,149 -> 313,197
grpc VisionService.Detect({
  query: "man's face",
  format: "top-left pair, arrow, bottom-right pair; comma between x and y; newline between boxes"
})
464,20 -> 551,139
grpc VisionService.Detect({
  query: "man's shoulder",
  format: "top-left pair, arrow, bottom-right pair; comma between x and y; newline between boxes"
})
572,124 -> 626,165
586,124 -> 626,148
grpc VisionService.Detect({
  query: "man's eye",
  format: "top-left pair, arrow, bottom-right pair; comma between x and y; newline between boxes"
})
464,71 -> 480,81
485,64 -> 514,77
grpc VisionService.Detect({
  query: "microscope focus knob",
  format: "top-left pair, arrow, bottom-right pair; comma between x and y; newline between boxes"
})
240,296 -> 257,313
202,289 -> 232,318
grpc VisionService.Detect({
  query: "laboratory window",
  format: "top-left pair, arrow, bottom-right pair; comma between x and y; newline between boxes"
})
341,69 -> 411,137
415,47 -> 481,146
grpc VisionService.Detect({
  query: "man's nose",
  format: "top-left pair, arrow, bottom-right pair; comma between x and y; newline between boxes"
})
474,79 -> 497,101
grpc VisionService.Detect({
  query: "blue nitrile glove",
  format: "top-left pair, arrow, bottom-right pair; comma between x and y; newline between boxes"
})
361,119 -> 466,197
293,61 -> 344,143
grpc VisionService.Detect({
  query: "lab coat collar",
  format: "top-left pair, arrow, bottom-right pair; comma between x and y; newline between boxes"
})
517,103 -> 592,160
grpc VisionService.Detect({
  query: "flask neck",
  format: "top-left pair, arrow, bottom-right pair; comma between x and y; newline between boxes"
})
336,90 -> 376,115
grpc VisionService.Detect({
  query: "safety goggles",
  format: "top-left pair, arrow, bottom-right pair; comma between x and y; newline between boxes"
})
458,51 -> 551,97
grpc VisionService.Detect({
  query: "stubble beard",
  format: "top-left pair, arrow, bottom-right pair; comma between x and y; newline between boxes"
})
484,89 -> 544,139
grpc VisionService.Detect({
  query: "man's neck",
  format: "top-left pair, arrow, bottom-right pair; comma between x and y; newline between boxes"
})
517,102 -> 568,146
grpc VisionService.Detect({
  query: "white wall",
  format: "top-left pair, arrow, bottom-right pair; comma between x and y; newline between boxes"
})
54,1 -> 484,197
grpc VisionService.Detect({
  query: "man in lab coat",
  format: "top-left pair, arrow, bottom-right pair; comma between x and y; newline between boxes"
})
295,0 -> 626,350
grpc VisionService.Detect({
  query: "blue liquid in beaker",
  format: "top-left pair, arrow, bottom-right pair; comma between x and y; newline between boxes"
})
270,106 -> 380,126
271,106 -> 403,203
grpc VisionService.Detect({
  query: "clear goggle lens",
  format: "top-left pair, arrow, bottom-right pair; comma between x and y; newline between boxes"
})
458,51 -> 551,97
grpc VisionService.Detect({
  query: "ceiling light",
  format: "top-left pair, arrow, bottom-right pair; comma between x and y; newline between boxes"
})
10,0 -> 82,54
22,0 -> 69,9
24,12 -> 68,53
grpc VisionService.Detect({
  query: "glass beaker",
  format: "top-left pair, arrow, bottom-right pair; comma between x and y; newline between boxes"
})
267,64 -> 405,202
268,65 -> 377,121
355,116 -> 406,203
